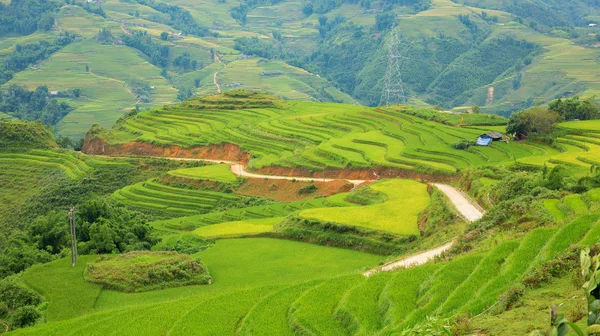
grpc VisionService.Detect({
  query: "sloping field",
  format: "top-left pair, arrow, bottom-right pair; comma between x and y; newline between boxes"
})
112,179 -> 242,215
299,179 -> 429,235
88,92 -> 579,175
13,209 -> 600,336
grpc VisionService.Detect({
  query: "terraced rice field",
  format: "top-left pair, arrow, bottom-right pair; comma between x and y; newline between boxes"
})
0,149 -> 91,179
112,179 -> 242,215
167,164 -> 237,182
299,179 -> 429,235
15,210 -> 600,336
94,94 -> 576,174
150,192 -> 354,232
0,150 -> 87,223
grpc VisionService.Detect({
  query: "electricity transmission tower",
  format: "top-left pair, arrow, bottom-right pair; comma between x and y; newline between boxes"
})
379,27 -> 408,107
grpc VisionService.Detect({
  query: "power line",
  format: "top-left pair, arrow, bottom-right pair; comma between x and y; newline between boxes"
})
68,206 -> 78,267
379,26 -> 408,107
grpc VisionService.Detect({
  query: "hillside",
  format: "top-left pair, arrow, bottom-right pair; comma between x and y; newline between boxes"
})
0,99 -> 599,334
3,0 -> 600,138
83,91 -> 598,177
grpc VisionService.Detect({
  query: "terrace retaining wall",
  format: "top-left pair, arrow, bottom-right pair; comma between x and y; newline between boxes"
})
82,137 -> 248,162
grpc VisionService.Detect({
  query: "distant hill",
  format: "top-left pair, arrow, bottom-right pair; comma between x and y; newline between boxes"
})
2,0 -> 600,137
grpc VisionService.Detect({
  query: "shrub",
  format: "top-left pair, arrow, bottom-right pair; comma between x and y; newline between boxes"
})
10,306 -> 40,328
84,251 -> 212,292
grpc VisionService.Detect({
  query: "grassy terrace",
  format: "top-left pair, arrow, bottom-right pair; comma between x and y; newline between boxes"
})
88,92 -> 590,175
112,179 -> 242,215
14,205 -> 600,335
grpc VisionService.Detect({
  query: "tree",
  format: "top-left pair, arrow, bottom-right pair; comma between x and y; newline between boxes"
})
302,2 -> 313,16
160,31 -> 169,40
194,78 -> 201,88
72,88 -> 81,98
10,306 -> 41,328
471,105 -> 481,114
38,12 -> 55,31
375,12 -> 395,31
506,107 -> 559,138
28,211 -> 68,253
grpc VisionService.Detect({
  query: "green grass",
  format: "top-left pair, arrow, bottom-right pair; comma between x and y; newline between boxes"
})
544,199 -> 565,220
21,256 -> 103,322
192,217 -> 281,238
299,179 -> 429,235
112,179 -> 241,215
198,238 -> 382,288
459,227 -> 556,315
167,164 -> 237,182
334,272 -> 393,335
238,280 -> 322,336
290,274 -> 363,335
559,120 -> 600,132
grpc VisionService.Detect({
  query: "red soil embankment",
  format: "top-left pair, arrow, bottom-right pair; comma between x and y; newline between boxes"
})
255,166 -> 457,183
235,179 -> 354,202
82,137 -> 248,162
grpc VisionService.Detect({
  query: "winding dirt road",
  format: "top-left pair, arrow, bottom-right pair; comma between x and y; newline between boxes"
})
164,157 -> 369,186
432,183 -> 485,222
363,184 -> 484,276
112,155 -> 484,274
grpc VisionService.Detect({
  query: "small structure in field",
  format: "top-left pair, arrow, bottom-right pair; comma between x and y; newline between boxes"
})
486,131 -> 503,141
475,131 -> 503,146
476,134 -> 493,146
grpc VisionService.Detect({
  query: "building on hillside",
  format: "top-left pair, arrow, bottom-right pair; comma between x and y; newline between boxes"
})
476,134 -> 493,146
486,131 -> 503,141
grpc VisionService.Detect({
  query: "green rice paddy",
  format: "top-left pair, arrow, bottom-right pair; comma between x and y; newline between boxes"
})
168,164 -> 237,182
299,179 -> 429,235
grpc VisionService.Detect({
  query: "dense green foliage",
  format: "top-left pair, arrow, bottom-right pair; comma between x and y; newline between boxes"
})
0,120 -> 56,150
123,31 -> 170,68
0,277 -> 43,330
83,251 -> 211,292
0,0 -> 58,36
549,96 -> 600,121
0,85 -> 74,125
132,0 -> 211,37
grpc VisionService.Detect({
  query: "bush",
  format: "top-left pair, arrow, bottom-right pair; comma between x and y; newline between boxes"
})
452,140 -> 474,150
84,251 -> 212,292
10,306 -> 40,328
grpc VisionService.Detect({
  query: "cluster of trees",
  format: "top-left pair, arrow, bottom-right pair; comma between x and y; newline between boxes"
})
123,30 -> 170,68
234,36 -> 284,59
128,79 -> 153,103
507,96 -> 600,139
173,52 -> 199,72
0,85 -> 73,125
0,33 -> 76,86
134,0 -> 211,37
0,198 -> 157,278
0,277 -> 44,330
0,0 -> 58,36
548,96 -> 600,121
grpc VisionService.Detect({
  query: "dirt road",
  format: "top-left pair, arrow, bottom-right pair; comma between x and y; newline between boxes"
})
163,157 -> 368,186
363,242 -> 454,276
363,184 -> 484,275
213,72 -> 221,93
432,183 -> 484,222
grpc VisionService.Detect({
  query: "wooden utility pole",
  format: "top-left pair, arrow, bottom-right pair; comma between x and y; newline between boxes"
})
68,207 -> 78,267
